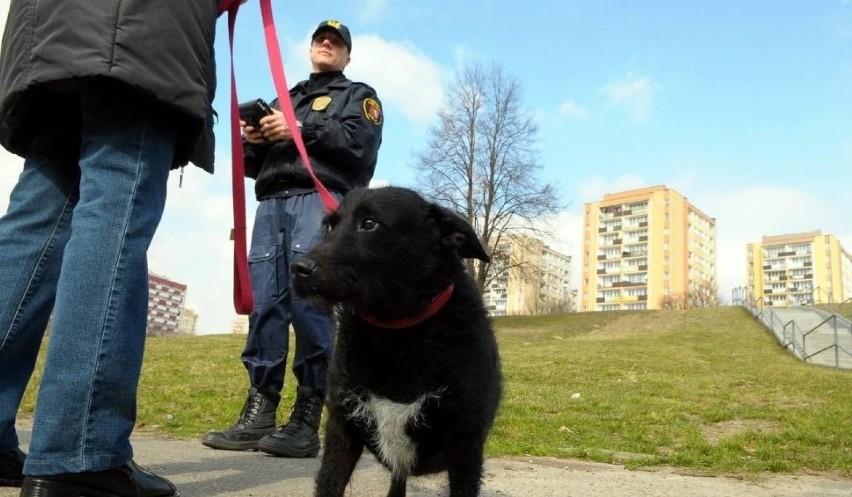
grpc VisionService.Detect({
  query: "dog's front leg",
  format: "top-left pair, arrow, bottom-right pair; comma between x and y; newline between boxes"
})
314,411 -> 364,497
445,438 -> 485,497
386,474 -> 407,497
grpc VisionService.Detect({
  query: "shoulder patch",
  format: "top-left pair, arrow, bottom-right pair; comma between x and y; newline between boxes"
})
363,98 -> 382,125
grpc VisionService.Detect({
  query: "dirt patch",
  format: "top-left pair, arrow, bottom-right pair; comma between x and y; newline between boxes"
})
700,419 -> 783,446
582,312 -> 681,339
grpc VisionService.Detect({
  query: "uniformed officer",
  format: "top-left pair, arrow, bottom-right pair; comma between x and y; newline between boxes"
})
202,20 -> 384,458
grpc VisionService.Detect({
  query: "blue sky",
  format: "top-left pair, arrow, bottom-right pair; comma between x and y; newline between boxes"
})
1,1 -> 851,334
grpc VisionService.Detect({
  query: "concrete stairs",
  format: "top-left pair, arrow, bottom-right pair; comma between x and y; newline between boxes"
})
757,306 -> 852,369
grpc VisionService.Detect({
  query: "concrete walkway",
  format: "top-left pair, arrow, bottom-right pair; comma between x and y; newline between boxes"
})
2,429 -> 851,496
767,307 -> 852,369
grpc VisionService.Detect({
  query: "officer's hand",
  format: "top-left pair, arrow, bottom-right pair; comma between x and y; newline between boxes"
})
241,120 -> 265,144
259,109 -> 294,142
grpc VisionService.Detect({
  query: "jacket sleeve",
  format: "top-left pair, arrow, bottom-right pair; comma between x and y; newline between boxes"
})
243,140 -> 269,179
300,84 -> 383,173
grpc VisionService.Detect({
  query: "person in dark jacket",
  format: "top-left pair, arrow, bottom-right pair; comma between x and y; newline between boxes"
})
201,19 -> 383,458
0,1 -> 226,495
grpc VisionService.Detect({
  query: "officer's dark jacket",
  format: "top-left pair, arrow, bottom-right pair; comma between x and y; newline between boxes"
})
0,0 -> 221,172
244,71 -> 383,200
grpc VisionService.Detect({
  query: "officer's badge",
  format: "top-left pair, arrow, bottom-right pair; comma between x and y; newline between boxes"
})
363,98 -> 382,125
312,96 -> 332,111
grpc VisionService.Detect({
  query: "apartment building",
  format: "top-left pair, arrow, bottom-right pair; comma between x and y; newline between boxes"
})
482,234 -> 572,316
746,230 -> 852,306
231,315 -> 250,335
177,308 -> 199,335
147,273 -> 187,336
580,185 -> 717,311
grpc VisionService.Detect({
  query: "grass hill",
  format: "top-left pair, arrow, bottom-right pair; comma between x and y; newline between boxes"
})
18,307 -> 852,476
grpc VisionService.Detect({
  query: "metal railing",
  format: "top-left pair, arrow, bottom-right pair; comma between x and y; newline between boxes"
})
732,287 -> 852,369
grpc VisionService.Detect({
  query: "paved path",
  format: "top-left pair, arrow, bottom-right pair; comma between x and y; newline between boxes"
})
2,430 -> 850,496
765,307 -> 852,369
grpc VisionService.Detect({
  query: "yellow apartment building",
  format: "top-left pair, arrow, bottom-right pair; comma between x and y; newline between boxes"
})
746,230 -> 852,306
177,308 -> 199,335
580,185 -> 717,311
231,315 -> 250,335
482,234 -> 572,316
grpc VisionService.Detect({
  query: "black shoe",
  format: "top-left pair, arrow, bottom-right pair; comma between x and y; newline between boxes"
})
201,386 -> 280,451
258,386 -> 323,458
19,460 -> 177,497
0,447 -> 25,487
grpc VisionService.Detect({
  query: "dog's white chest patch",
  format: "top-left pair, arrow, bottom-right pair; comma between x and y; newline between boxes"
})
346,391 -> 441,477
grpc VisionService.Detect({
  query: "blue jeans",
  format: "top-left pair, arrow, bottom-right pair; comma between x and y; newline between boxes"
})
241,193 -> 340,397
0,84 -> 176,475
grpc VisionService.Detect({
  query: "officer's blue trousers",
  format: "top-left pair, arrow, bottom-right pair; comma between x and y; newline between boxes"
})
242,192 -> 341,397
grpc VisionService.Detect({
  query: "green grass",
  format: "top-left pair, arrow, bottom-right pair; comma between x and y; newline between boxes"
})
18,307 -> 852,477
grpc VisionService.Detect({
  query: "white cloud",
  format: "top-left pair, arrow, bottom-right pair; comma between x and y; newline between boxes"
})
559,100 -> 589,119
285,33 -> 445,125
833,0 -> 852,38
577,173 -> 648,203
599,74 -> 655,123
452,45 -> 475,69
356,0 -> 390,23
347,34 -> 444,124
0,149 -> 23,216
0,0 -> 8,42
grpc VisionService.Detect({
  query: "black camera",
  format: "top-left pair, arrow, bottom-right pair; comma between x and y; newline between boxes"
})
238,98 -> 273,128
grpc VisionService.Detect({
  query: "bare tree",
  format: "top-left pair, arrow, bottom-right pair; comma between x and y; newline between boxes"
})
687,280 -> 721,308
659,293 -> 689,310
659,280 -> 721,310
413,62 -> 561,291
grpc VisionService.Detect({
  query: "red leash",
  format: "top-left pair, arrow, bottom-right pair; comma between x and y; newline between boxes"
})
222,1 -> 253,315
223,0 -> 340,314
259,0 -> 339,212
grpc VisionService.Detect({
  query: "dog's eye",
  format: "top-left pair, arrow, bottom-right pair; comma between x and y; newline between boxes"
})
358,218 -> 379,232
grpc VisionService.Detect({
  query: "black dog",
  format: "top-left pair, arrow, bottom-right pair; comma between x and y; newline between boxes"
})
291,186 -> 502,497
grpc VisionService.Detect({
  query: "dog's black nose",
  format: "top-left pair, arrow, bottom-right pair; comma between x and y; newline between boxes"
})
291,259 -> 317,278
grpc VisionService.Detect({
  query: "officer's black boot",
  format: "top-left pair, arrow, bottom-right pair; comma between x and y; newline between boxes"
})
257,386 -> 323,458
201,386 -> 279,451
0,447 -> 25,487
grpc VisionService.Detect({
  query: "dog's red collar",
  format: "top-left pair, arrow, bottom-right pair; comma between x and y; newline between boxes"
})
360,284 -> 455,329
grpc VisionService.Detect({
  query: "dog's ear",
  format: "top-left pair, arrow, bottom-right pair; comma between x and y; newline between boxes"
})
429,204 -> 491,262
